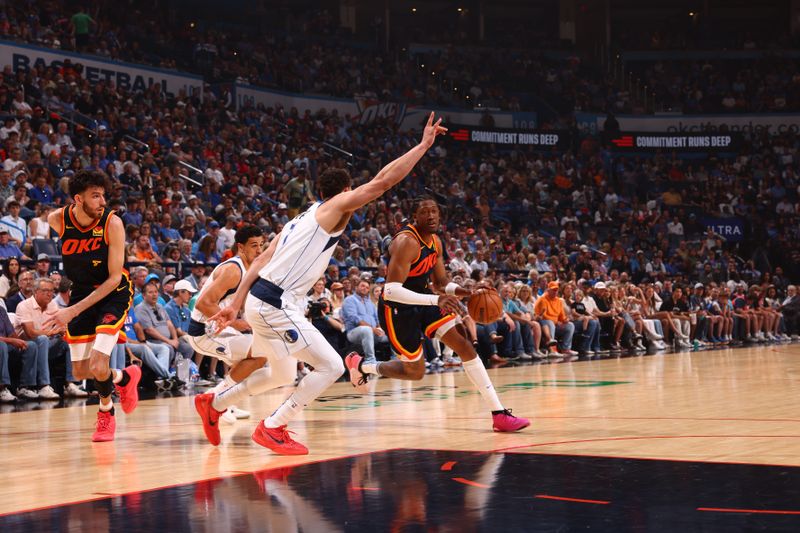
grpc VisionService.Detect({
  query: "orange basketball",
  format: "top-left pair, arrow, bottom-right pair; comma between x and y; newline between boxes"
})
467,288 -> 504,324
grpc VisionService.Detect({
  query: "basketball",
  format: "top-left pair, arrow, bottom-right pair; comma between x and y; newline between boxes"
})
467,288 -> 504,324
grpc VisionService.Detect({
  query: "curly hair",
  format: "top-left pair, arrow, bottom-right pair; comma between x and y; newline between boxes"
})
68,169 -> 110,197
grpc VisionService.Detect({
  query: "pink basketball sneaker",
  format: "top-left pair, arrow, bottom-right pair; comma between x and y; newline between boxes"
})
492,409 -> 530,432
344,352 -> 371,394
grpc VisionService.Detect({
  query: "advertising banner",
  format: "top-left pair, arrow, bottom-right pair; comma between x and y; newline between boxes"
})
0,41 -> 203,97
608,132 -> 742,152
576,112 -> 800,136
234,83 -> 537,131
702,216 -> 746,242
446,125 -> 570,149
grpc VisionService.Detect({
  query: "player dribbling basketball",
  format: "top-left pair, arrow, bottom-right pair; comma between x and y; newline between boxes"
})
346,196 -> 529,432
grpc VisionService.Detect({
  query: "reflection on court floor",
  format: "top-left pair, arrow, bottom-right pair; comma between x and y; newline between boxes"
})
3,449 -> 800,532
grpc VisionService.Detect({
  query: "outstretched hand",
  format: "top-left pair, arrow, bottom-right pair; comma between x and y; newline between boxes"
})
421,112 -> 447,148
209,306 -> 238,334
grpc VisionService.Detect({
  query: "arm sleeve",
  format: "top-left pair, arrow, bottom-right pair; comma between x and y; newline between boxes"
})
383,282 -> 439,306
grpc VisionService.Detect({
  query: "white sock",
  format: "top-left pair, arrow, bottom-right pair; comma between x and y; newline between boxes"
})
461,358 -> 504,412
362,362 -> 380,375
265,394 -> 304,428
210,374 -> 236,395
213,367 -> 287,412
214,356 -> 298,411
99,398 -> 113,411
265,368 -> 338,428
111,369 -> 122,384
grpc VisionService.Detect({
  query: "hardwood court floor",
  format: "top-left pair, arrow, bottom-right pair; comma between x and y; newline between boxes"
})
1,343 -> 799,517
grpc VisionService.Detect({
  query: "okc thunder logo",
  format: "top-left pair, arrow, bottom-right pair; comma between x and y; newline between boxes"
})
283,330 -> 299,344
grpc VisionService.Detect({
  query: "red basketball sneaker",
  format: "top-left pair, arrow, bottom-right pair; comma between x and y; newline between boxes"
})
92,410 -> 116,442
344,352 -> 370,394
252,423 -> 308,455
116,365 -> 141,414
492,409 -> 530,432
195,393 -> 224,446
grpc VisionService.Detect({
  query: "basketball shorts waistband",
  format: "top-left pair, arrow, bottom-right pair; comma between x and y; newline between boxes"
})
250,278 -> 284,310
188,319 -> 206,337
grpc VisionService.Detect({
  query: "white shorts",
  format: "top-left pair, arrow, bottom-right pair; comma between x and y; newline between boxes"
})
245,293 -> 323,361
187,328 -> 254,366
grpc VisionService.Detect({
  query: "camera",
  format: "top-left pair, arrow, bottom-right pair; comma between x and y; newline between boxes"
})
307,301 -> 326,319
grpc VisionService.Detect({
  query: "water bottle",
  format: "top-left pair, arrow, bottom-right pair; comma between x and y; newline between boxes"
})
176,356 -> 190,383
189,360 -> 200,384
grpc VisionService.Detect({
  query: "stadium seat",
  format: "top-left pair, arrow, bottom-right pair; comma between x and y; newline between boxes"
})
32,239 -> 62,266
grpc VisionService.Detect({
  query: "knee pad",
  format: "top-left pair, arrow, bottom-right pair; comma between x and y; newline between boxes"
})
95,374 -> 114,398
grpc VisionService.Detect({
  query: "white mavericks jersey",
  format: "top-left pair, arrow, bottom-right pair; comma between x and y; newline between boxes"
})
190,255 -> 245,323
259,202 -> 342,306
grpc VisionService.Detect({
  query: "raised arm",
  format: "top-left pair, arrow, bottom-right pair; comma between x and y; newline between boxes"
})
316,113 -> 446,230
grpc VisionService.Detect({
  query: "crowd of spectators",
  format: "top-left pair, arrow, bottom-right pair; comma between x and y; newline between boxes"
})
614,24 -> 797,52
5,2 -> 800,116
0,5 -> 798,402
0,1 -> 625,114
627,57 -> 800,113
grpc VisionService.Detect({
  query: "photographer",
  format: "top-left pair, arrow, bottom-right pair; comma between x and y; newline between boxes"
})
308,298 -> 345,352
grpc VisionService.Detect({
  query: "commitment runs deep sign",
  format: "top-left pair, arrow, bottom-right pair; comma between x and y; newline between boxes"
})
448,126 -> 570,149
610,132 -> 742,152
